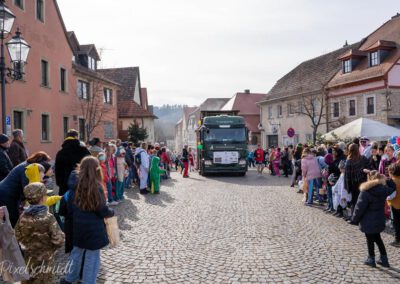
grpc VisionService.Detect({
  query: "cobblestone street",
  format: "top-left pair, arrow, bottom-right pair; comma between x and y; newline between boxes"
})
94,169 -> 400,283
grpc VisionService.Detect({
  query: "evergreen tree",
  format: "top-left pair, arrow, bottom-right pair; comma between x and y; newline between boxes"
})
127,123 -> 148,144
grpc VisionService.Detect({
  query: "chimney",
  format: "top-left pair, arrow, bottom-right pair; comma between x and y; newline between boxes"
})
392,13 -> 400,19
343,40 -> 348,47
244,89 -> 250,94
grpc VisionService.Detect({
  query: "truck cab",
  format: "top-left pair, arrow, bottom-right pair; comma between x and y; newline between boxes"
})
197,112 -> 248,176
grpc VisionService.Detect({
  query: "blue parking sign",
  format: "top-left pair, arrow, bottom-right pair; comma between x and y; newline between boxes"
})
6,116 -> 10,125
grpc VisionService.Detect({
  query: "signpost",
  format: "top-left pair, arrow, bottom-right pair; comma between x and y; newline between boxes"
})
5,116 -> 11,136
287,127 -> 295,138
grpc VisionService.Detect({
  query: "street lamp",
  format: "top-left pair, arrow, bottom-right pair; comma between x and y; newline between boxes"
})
0,0 -> 30,134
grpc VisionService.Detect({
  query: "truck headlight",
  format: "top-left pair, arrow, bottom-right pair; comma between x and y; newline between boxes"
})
239,160 -> 247,165
204,160 -> 212,166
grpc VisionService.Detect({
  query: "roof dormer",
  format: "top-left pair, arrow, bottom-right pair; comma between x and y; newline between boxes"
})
360,40 -> 397,67
338,49 -> 366,74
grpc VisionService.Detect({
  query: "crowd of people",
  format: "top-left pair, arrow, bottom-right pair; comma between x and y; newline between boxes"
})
0,129 -> 175,283
2,127 -> 400,281
273,136 -> 400,268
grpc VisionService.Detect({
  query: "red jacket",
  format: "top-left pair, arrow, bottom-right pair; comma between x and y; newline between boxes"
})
161,152 -> 171,164
100,162 -> 110,184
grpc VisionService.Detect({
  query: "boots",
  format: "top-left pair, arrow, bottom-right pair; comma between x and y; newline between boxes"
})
377,255 -> 390,268
364,256 -> 376,267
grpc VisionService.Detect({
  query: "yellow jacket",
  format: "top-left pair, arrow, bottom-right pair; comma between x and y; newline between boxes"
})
388,177 -> 400,209
25,163 -> 62,207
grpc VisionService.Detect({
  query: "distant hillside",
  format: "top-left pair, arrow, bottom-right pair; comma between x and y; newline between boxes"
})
153,104 -> 187,142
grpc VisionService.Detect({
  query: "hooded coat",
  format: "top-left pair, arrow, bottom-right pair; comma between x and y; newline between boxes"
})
55,138 -> 90,196
352,178 -> 395,234
301,154 -> 322,180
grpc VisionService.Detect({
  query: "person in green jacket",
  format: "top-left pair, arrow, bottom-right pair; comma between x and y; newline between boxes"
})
150,156 -> 166,194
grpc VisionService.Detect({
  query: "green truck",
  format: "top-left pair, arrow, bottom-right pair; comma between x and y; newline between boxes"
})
197,111 -> 248,176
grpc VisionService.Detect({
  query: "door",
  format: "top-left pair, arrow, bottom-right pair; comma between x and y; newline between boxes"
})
267,135 -> 278,148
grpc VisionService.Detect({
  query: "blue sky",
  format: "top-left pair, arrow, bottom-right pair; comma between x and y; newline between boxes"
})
58,0 -> 400,106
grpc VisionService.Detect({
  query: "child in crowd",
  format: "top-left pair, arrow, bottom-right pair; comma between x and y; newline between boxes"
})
388,163 -> 400,247
115,148 -> 128,201
106,144 -> 117,203
25,163 -> 62,207
61,156 -> 114,284
352,171 -> 395,268
98,152 -> 111,203
15,182 -> 65,283
332,160 -> 351,217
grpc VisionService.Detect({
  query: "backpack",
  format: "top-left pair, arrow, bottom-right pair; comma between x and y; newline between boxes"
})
135,152 -> 142,167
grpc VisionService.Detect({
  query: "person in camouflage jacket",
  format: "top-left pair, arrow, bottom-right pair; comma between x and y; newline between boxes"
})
15,182 -> 65,284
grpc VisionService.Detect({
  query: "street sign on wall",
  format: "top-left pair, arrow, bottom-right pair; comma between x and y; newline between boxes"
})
287,127 -> 295,138
6,116 -> 11,136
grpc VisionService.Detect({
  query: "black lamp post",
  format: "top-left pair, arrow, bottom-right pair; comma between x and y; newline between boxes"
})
0,0 -> 30,134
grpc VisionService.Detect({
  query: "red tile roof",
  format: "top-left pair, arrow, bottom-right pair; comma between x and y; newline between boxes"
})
263,43 -> 359,101
328,15 -> 400,89
118,100 -> 157,119
98,67 -> 141,102
222,92 -> 266,115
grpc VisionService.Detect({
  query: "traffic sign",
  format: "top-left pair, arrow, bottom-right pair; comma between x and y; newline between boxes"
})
5,116 -> 10,125
287,128 -> 295,138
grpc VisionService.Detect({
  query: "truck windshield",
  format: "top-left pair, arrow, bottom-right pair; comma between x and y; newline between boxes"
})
204,128 -> 246,143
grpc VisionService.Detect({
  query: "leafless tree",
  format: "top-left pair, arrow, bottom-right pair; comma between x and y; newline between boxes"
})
79,78 -> 112,141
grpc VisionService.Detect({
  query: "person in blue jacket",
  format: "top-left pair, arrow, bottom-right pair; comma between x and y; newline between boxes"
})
61,156 -> 114,284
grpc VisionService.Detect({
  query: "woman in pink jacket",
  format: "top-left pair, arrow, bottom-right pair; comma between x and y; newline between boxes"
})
301,148 -> 322,205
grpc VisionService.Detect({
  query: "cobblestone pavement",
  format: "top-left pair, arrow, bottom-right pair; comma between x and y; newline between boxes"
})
3,169 -> 400,283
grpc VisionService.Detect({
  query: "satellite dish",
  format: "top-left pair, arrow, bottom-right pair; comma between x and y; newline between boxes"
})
257,123 -> 263,130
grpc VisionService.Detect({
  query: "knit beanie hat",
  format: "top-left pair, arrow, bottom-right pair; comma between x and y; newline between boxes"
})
0,134 -> 9,144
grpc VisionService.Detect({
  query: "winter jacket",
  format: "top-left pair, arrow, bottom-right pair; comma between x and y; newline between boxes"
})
59,171 -> 78,253
8,140 -> 27,168
344,156 -> 370,195
15,205 -> 64,262
0,147 -> 13,182
301,155 -> 322,180
67,186 -> 114,250
0,162 -> 30,227
352,178 -> 395,234
55,138 -> 90,196
100,162 -> 110,184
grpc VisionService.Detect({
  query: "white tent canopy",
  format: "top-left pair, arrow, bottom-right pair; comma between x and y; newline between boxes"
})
322,118 -> 400,142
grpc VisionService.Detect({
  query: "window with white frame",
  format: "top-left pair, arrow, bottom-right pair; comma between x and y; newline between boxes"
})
343,59 -> 352,73
63,117 -> 69,138
370,51 -> 379,67
13,110 -> 24,131
288,103 -> 294,116
77,80 -> 90,100
348,99 -> 356,116
104,122 -> 113,139
41,59 -> 49,87
268,106 -> 273,119
88,56 -> 96,70
277,105 -> 283,117
365,96 -> 376,115
60,68 -> 67,92
332,102 -> 340,118
103,88 -> 112,104
41,114 -> 50,141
